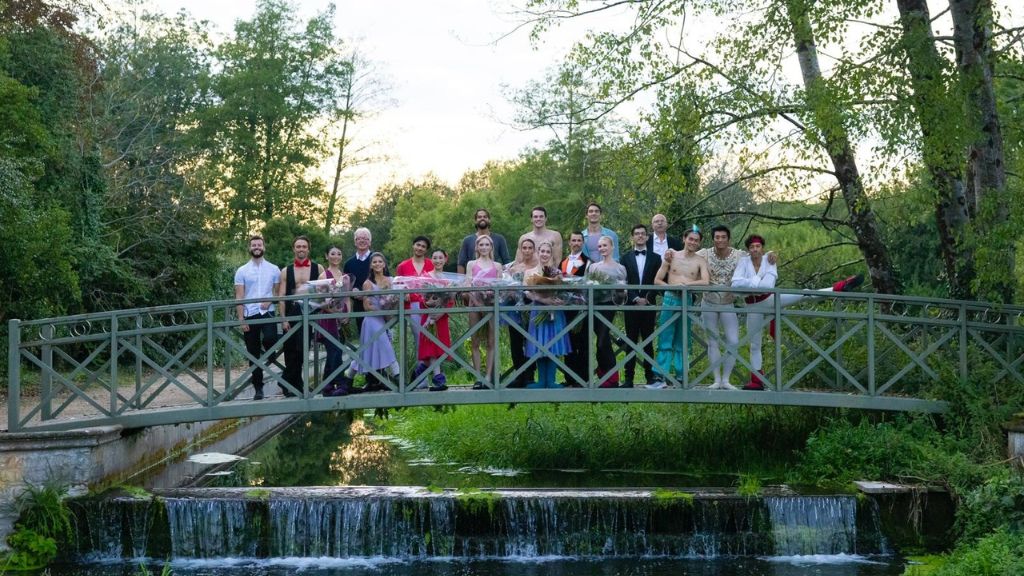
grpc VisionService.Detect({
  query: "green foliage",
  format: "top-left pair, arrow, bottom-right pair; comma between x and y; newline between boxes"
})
380,404 -> 830,474
651,488 -> 694,507
931,529 -> 1024,576
789,416 -> 984,493
736,473 -> 762,497
198,0 -> 349,236
956,471 -> 1024,543
261,215 -> 344,269
2,528 -> 57,571
13,481 -> 73,544
244,488 -> 272,500
455,489 -> 501,517
136,561 -> 173,576
903,555 -> 947,576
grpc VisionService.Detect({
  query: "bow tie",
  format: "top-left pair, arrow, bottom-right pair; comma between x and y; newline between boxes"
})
634,250 -> 646,256
294,259 -> 311,268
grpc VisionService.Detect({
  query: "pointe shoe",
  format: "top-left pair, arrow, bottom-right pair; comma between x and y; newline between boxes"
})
833,274 -> 865,292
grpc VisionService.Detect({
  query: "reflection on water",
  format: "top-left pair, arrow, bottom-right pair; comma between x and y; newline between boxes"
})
202,412 -> 757,490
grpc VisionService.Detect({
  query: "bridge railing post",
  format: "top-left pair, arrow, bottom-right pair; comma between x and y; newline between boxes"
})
867,294 -> 876,396
41,323 -> 53,420
8,319 -> 21,431
206,303 -> 215,406
587,284 -> 595,388
135,314 -> 143,409
110,312 -> 119,416
773,286 -> 783,392
398,290 -> 406,393
959,303 -> 968,382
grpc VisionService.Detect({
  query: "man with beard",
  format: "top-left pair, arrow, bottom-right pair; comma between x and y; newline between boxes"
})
234,235 -> 280,400
277,235 -> 322,397
457,208 -> 511,274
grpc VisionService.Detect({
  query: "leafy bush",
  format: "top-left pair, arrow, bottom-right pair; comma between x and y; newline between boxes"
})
2,528 -> 58,571
932,529 -> 1024,576
956,471 -> 1024,543
12,481 -> 74,544
788,416 -> 987,494
1,480 -> 74,570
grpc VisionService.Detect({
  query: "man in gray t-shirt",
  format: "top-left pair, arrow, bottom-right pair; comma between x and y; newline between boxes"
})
456,208 -> 511,273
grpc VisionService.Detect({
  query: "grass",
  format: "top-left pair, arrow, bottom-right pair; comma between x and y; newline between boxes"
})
378,403 -> 832,474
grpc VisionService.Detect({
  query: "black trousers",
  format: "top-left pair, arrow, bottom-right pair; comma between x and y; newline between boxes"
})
623,307 -> 658,382
505,313 -> 535,386
561,310 -> 588,385
281,304 -> 307,395
243,312 -> 278,390
594,309 -> 617,374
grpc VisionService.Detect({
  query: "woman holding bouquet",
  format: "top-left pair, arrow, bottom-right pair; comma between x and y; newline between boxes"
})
465,236 -> 502,389
587,236 -> 627,387
414,249 -> 453,391
320,245 -> 352,396
503,238 -> 540,388
524,242 -> 571,388
396,236 -> 435,371
338,252 -> 400,390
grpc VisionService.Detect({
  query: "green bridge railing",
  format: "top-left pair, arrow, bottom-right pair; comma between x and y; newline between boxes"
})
7,285 -> 1023,432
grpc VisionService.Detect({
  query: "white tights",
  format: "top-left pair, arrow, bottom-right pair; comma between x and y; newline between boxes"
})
703,307 -> 739,384
744,290 -> 836,370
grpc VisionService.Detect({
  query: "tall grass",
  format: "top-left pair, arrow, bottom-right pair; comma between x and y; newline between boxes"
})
379,403 -> 835,474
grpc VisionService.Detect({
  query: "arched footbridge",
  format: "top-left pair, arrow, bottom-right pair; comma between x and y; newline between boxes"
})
6,285 -> 1022,432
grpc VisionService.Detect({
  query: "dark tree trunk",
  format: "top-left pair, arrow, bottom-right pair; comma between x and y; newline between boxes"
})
949,0 -> 1012,302
895,0 -> 974,299
786,0 -> 901,294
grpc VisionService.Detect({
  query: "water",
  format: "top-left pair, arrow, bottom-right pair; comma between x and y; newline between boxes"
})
51,556 -> 905,575
181,412 -> 764,490
55,412 -> 911,575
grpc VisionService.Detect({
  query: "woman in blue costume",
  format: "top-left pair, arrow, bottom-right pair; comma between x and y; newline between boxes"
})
524,241 -> 571,388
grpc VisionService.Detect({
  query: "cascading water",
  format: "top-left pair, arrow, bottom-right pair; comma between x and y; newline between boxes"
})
70,488 -> 888,561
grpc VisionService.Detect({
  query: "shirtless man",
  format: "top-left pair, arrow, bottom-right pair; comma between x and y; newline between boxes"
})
277,236 -> 323,397
648,227 -> 709,388
516,206 -> 563,265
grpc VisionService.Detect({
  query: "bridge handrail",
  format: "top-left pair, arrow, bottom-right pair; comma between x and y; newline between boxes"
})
8,284 -> 1024,432
11,283 -> 1024,328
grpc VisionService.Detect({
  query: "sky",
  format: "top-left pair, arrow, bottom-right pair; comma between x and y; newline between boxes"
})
151,0 -> 607,208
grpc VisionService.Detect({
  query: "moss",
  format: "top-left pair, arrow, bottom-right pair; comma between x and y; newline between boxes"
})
455,489 -> 501,517
244,488 -> 271,500
651,488 -> 694,507
902,555 -> 946,575
117,485 -> 153,500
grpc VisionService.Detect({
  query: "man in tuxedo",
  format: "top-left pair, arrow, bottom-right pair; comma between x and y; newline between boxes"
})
559,231 -> 590,386
620,224 -> 662,387
647,213 -> 682,257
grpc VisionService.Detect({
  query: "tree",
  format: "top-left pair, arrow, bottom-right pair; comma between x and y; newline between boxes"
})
516,0 -> 902,292
196,0 -> 350,236
323,49 -> 391,234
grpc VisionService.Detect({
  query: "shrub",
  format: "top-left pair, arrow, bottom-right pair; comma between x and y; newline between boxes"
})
932,529 -> 1024,576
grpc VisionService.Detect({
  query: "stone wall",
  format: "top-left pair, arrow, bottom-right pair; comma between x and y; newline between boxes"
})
0,420 -> 225,550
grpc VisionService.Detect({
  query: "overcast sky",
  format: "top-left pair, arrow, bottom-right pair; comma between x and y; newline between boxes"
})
151,0 -> 607,207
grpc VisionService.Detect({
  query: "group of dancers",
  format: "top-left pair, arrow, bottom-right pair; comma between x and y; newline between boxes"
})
234,207 -> 864,399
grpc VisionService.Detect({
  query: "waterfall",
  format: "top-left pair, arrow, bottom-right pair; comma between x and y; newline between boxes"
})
72,489 -> 886,561
166,498 -> 261,558
765,496 -> 885,556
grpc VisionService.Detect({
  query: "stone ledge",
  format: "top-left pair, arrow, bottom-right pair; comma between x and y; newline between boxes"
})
0,426 -> 124,452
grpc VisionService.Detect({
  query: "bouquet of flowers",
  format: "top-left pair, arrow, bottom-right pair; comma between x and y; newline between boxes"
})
298,275 -> 354,312
525,268 -> 564,326
393,272 -> 468,309
584,268 -> 628,305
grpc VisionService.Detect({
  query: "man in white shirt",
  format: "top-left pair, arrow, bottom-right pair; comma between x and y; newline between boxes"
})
646,213 -> 682,257
234,235 -> 279,400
